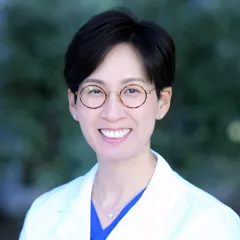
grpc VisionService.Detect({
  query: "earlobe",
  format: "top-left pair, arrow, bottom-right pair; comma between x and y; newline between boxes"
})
68,89 -> 78,118
156,100 -> 164,120
156,87 -> 172,119
156,113 -> 163,120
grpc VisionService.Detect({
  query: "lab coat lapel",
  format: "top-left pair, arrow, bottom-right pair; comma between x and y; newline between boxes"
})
107,153 -> 180,240
55,164 -> 98,240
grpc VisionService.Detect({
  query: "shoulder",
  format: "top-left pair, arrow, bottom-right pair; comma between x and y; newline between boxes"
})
30,175 -> 85,211
19,162 -> 98,239
19,175 -> 85,239
172,172 -> 240,239
26,161 -> 98,213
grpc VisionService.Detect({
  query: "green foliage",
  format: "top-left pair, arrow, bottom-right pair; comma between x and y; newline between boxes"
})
0,0 -> 239,209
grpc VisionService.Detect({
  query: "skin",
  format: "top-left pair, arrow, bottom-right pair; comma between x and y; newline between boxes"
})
68,43 -> 172,228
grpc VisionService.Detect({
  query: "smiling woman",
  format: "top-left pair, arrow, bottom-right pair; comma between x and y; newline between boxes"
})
19,8 -> 240,240
69,42 -> 170,163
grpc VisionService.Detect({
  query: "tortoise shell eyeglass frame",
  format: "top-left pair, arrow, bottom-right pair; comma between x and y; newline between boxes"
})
75,84 -> 156,109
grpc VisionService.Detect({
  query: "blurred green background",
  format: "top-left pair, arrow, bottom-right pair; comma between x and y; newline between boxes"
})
0,0 -> 240,239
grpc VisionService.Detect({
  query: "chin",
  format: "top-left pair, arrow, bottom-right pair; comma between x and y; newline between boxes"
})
94,145 -> 137,162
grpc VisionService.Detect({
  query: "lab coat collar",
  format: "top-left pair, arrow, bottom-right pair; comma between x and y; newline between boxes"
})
108,150 -> 180,239
55,150 -> 180,240
55,164 -> 98,240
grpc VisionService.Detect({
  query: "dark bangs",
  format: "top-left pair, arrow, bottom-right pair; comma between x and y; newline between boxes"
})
64,8 -> 175,99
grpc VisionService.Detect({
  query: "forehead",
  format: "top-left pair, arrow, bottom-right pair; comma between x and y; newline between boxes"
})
85,43 -> 148,86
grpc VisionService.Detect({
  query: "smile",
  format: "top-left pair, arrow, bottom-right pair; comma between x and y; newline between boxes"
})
99,129 -> 132,139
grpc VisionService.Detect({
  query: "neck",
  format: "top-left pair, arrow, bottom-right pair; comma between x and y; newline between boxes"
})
92,147 -> 157,208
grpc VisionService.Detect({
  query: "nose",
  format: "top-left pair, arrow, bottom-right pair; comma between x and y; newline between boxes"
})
100,91 -> 126,122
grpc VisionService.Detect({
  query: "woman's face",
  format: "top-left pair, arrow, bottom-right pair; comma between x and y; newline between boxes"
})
68,43 -> 171,161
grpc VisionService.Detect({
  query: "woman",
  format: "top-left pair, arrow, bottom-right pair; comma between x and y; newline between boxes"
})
19,8 -> 240,240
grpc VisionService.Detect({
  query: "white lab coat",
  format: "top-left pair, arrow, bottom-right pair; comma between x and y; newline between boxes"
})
19,150 -> 240,240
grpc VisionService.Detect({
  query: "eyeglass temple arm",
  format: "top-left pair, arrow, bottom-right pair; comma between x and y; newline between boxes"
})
146,88 -> 156,94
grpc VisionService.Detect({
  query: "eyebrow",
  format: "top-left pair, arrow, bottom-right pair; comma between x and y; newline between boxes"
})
82,78 -> 147,85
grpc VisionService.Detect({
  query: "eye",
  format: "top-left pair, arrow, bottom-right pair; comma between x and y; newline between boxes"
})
89,89 -> 101,94
126,88 -> 138,93
124,87 -> 141,95
87,86 -> 104,95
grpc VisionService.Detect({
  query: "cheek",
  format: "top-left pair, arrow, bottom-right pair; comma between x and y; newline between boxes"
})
77,108 -> 96,138
137,101 -> 158,132
137,100 -> 158,121
134,105 -> 157,133
140,109 -> 156,119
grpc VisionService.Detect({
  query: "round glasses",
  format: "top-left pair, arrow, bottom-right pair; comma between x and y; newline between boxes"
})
75,84 -> 156,109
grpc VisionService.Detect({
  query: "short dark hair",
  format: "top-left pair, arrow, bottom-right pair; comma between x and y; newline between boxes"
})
64,8 -> 175,101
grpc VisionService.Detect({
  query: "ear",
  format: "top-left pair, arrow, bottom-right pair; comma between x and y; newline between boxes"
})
68,89 -> 78,120
156,87 -> 172,120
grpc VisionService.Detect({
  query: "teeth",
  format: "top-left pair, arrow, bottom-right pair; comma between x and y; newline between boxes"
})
100,129 -> 131,138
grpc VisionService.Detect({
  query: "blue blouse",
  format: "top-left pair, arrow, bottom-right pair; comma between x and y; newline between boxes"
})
90,187 -> 146,240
